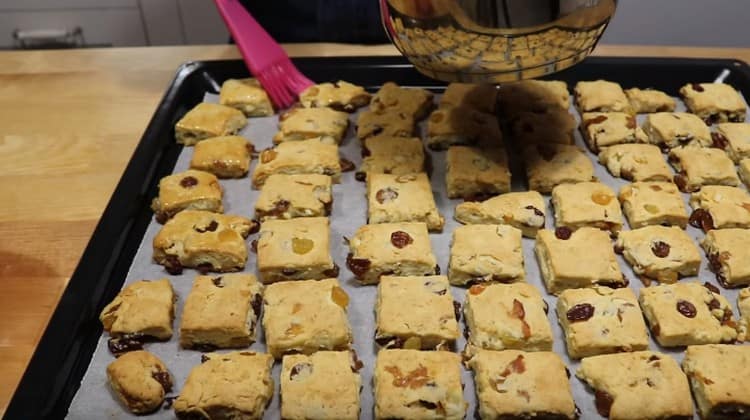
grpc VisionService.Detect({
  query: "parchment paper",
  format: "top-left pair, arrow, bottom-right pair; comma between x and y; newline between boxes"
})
68,89 -> 749,419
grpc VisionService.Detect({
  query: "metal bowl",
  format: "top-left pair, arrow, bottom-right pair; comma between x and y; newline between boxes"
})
380,0 -> 617,82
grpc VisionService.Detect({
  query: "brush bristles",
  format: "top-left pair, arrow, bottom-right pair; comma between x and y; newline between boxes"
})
257,58 -> 313,109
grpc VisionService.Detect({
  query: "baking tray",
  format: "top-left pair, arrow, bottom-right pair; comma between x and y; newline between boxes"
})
6,55 -> 750,419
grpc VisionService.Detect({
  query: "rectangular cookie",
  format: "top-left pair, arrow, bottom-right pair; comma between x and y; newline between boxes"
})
426,106 -> 503,150
643,112 -> 712,148
298,80 -> 371,112
179,273 -> 263,349
189,135 -> 252,178
689,186 -> 750,231
356,108 -> 415,140
574,80 -> 633,114
445,146 -> 510,200
370,82 -> 434,120
702,228 -> 750,288
556,286 -> 649,358
682,344 -> 750,420
254,174 -> 332,221
509,109 -> 577,145
375,275 -> 460,350
712,122 -> 750,162
669,146 -> 739,192
107,350 -> 171,414
598,143 -> 672,182
742,158 -> 750,188
439,83 -> 498,113
252,138 -> 342,188
624,87 -> 676,113
175,102 -> 247,145
615,225 -> 700,284
738,288 -> 750,342
346,222 -> 438,284
219,78 -> 274,117
448,224 -> 524,285
273,107 -> 349,144
150,169 -> 223,223
173,351 -> 274,419
618,181 -> 688,229
367,172 -> 444,231
522,143 -> 595,193
358,136 -> 424,180
680,82 -> 747,124
580,112 -> 647,153
464,282 -> 553,351
454,191 -> 546,238
551,182 -> 623,234
263,278 -> 352,358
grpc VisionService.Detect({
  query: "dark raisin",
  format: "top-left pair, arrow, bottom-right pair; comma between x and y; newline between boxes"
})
107,334 -> 145,356
375,335 -> 404,348
525,205 -> 544,217
555,227 -> 572,240
200,354 -> 210,363
566,303 -> 595,322
712,404 -> 750,418
248,220 -> 261,235
289,363 -> 313,380
323,265 -> 340,278
152,371 -> 172,393
346,253 -> 371,278
707,252 -> 723,273
676,299 -> 697,318
164,255 -> 183,275
340,158 -> 355,172
194,220 -> 219,233
250,239 -> 258,253
281,268 -> 298,276
350,351 -> 364,372
453,301 -> 461,321
180,176 -> 198,188
626,116 -> 637,129
390,230 -> 413,248
708,298 -> 721,310
673,174 -> 689,192
196,263 -> 213,274
712,132 -> 730,150
651,241 -> 670,258
416,400 -> 438,410
355,172 -> 366,182
361,146 -> 372,157
271,200 -> 290,216
648,355 -> 660,362
613,244 -> 624,254
691,83 -> 705,92
689,208 -> 715,231
703,282 -> 720,294
594,390 -> 614,417
155,212 -> 169,224
251,294 -> 263,318
211,277 -> 223,287
322,168 -> 335,176
434,264 -> 441,275
192,343 -> 218,352
376,187 -> 398,203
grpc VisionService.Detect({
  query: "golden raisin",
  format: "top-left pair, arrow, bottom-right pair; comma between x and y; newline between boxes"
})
403,336 -> 422,350
644,204 -> 660,214
285,323 -> 304,336
331,286 -> 350,308
591,191 -> 613,205
260,149 -> 277,163
292,237 -> 314,254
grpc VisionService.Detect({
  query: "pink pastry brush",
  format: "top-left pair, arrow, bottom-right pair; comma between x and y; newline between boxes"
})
214,0 -> 313,109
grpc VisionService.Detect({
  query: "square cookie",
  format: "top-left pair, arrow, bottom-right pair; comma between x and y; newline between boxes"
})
273,107 -> 349,144
346,222 -> 438,284
180,273 -> 263,350
669,146 -> 740,192
367,172 -> 444,231
498,80 -> 570,116
615,225 -> 700,284
454,191 -> 546,238
618,182 -> 688,229
439,83 -> 498,113
466,349 -> 576,420
263,278 -> 352,358
448,224 -> 524,285
152,210 -> 256,275
551,182 -> 623,233
356,108 -> 415,140
375,275 -> 460,350
742,158 -> 750,187
150,169 -> 223,223
281,351 -> 362,420
426,106 -> 503,150
358,136 -> 424,180
219,78 -> 273,117
738,288 -> 750,342
643,112 -> 712,148
373,349 -> 467,420
598,143 -> 672,182
713,122 -> 750,163
175,102 -> 247,145
252,138 -> 342,188
464,283 -> 553,351
639,282 -> 737,346
580,112 -> 647,153
535,227 -> 625,295
557,286 -> 649,358
173,351 -> 274,419
370,82 -> 434,120
523,143 -> 595,193
445,146 -> 510,200
298,80 -> 371,112
509,109 -> 577,145
189,135 -> 252,178
576,351 -> 693,420
683,344 -> 750,420
702,228 -> 750,288
574,80 -> 633,114
257,217 -> 337,283
680,82 -> 747,124
107,350 -> 171,414
689,186 -> 750,231
254,174 -> 332,221
624,87 -> 676,113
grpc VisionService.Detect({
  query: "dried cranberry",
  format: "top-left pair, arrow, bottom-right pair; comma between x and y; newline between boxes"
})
340,158 -> 355,172
152,371 -> 172,393
211,277 -> 223,287
584,114 -> 608,128
555,227 -> 572,240
323,265 -> 340,278
390,230 -> 413,248
453,301 -> 461,321
164,255 -> 183,275
196,263 -> 213,274
704,282 -> 720,294
594,390 -> 614,417
251,294 -> 263,318
525,205 -> 544,217
673,174 -> 689,192
180,176 -> 198,188
691,83 -> 705,92
676,299 -> 697,318
651,241 -> 670,258
108,334 -> 145,356
712,132 -> 730,150
248,220 -> 261,235
566,303 -> 595,322
376,187 -> 399,203
355,172 -> 366,182
689,209 -> 715,231
194,220 -> 218,233
708,298 -> 721,310
250,239 -> 258,253
346,253 -> 371,278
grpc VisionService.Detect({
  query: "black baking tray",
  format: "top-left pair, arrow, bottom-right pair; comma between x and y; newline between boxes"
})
6,55 -> 750,419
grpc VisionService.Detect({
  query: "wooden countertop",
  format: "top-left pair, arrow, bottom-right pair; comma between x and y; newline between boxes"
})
0,43 -> 748,413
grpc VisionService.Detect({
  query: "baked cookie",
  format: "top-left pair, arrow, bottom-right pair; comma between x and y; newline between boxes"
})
254,174 -> 332,221
370,82 -> 434,120
219,78 -> 273,117
702,228 -> 750,288
509,109 -> 577,145
680,82 -> 747,125
298,80 -> 371,112
615,225 -> 700,284
682,344 -> 750,420
367,172 -> 444,231
523,143 -> 595,193
464,283 -> 553,351
152,210 -> 256,274
358,136 -> 424,180
639,282 -> 737,346
281,351 -> 362,420
375,275 -> 460,350
669,146 -> 739,192
535,227 -> 624,294
426,106 -> 503,150
356,108 -> 415,140
273,107 -> 349,144
551,182 -> 623,234
445,146 -> 510,200
598,143 -> 672,182
574,80 -> 633,114
346,222 -> 438,285
576,351 -> 693,419
263,278 -> 352,359
454,191 -> 546,238
175,102 -> 247,145
173,351 -> 274,419
618,182 -> 688,229
742,158 -> 750,188
712,122 -> 750,162
150,169 -> 223,223
252,138 -> 342,188
557,286 -> 648,358
738,288 -> 750,342
439,83 -> 498,113
448,224 -> 524,286
689,186 -> 750,231
466,349 -> 576,420
180,273 -> 263,350
257,217 -> 337,283
643,112 -> 712,148
624,87 -> 675,113
107,350 -> 171,414
189,135 -> 252,178
498,80 -> 570,116
580,112 -> 647,153
373,349 -> 467,420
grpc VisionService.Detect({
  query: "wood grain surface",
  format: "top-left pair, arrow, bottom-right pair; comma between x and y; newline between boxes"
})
0,43 -> 749,414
